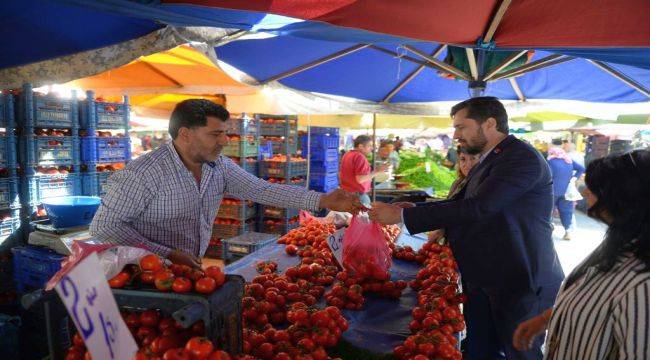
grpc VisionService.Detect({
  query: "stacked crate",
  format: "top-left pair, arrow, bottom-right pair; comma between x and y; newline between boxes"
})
80,90 -> 131,197
17,84 -> 81,223
609,139 -> 632,156
258,115 -> 305,235
209,115 -> 260,256
301,126 -> 340,193
585,135 -> 609,166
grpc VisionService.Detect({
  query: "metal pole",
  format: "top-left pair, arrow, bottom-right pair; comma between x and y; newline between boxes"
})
306,114 -> 311,189
371,113 -> 377,203
588,60 -> 650,97
404,45 -> 472,81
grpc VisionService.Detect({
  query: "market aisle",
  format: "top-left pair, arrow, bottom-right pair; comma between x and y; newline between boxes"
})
552,210 -> 607,275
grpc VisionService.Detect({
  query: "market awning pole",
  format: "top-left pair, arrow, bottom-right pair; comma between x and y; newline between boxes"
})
371,113 -> 377,203
306,114 -> 311,189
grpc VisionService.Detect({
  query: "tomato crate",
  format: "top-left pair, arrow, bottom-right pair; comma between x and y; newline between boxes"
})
0,209 -> 20,244
213,220 -> 255,239
309,126 -> 340,136
217,199 -> 257,220
222,139 -> 259,158
0,136 -> 18,171
81,136 -> 131,164
259,160 -> 307,178
259,217 -> 300,235
307,147 -> 339,164
0,93 -> 16,129
260,136 -> 299,155
81,171 -> 113,196
80,91 -> 129,130
19,84 -> 79,129
228,157 -> 258,175
266,176 -> 306,187
260,205 -> 300,219
19,135 -> 80,167
309,171 -> 339,193
223,232 -> 278,261
205,239 -> 225,260
25,275 -> 245,360
300,134 -> 340,150
0,178 -> 20,211
226,114 -> 258,137
11,246 -> 65,292
22,174 -> 81,206
257,114 -> 298,137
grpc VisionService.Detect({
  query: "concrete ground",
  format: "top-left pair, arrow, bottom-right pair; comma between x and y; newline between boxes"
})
552,210 -> 607,275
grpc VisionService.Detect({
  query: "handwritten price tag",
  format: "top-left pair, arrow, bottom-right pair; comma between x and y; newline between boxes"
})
326,228 -> 345,266
55,252 -> 138,360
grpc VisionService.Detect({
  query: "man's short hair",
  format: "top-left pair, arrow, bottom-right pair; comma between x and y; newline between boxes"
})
450,96 -> 509,134
169,99 -> 230,139
354,135 -> 373,148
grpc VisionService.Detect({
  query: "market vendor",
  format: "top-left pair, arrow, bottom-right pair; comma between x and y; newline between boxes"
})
369,97 -> 564,359
90,99 -> 362,268
339,135 -> 389,206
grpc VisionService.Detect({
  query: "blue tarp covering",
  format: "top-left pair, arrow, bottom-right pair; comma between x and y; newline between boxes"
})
225,233 -> 428,354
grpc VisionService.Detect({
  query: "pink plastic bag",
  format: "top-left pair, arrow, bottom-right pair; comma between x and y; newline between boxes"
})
342,216 -> 392,280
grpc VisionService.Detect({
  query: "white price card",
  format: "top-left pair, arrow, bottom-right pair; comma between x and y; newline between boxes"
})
326,228 -> 346,266
55,252 -> 138,360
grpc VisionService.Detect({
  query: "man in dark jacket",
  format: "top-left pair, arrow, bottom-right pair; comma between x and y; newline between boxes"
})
370,97 -> 564,359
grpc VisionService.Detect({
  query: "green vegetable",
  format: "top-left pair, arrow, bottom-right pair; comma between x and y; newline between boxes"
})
398,161 -> 457,192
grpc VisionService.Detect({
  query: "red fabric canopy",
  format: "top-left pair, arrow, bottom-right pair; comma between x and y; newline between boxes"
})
166,0 -> 650,47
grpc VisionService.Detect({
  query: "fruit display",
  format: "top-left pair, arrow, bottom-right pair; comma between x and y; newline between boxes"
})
264,155 -> 306,163
214,218 -> 245,226
266,177 -> 304,185
34,128 -> 72,137
34,165 -> 74,175
107,254 -> 227,295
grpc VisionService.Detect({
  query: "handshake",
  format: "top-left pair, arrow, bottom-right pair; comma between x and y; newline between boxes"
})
319,188 -> 413,224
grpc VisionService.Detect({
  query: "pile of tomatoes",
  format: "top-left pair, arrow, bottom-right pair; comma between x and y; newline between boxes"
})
264,155 -> 306,163
392,241 -> 465,360
65,310 -> 230,360
108,254 -> 227,295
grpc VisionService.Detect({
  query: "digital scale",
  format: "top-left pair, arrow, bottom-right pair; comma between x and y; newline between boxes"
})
27,220 -> 95,255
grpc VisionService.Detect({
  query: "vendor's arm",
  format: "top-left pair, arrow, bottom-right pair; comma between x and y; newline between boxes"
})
356,162 -> 390,183
89,170 -> 173,258
402,150 -> 542,235
572,160 -> 585,179
223,157 -> 361,213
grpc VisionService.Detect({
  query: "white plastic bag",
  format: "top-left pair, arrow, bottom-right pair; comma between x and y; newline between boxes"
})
565,178 -> 583,201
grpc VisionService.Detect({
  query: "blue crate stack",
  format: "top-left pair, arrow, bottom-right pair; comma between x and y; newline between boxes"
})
222,114 -> 260,175
80,90 -> 131,197
17,84 -> 82,223
257,114 -> 304,236
301,126 -> 340,193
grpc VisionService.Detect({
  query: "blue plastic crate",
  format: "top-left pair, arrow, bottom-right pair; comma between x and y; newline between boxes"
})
19,84 -> 78,129
226,115 -> 258,136
80,91 -> 129,130
20,135 -> 79,167
301,134 -> 339,150
259,160 -> 307,178
23,174 -> 81,206
0,209 -> 20,242
308,147 -> 339,163
12,246 -> 65,292
260,136 -> 298,154
259,218 -> 299,235
0,93 -> 16,129
260,205 -> 300,219
222,139 -> 259,158
223,232 -> 278,260
81,136 -> 130,164
309,127 -> 339,136
228,157 -> 258,175
309,172 -> 339,193
0,178 -> 19,211
82,171 -> 113,196
0,136 -> 18,170
310,159 -> 339,173
257,115 -> 298,137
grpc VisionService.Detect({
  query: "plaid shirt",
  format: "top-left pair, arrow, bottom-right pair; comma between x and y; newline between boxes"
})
90,142 -> 321,257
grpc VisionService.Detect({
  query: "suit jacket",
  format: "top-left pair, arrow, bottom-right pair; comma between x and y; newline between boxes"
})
404,135 -> 564,294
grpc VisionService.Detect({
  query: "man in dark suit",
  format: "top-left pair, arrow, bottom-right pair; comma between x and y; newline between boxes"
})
369,97 -> 564,359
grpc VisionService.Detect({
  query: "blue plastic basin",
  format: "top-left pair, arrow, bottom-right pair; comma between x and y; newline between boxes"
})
41,196 -> 101,228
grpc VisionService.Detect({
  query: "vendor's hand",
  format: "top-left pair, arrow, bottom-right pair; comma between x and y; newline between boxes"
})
513,310 -> 551,351
368,201 -> 402,225
392,202 -> 416,209
319,189 -> 364,214
167,249 -> 202,269
428,229 -> 445,242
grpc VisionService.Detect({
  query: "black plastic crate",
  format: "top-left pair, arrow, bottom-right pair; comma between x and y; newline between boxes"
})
19,135 -> 80,167
223,232 -> 278,260
259,160 -> 307,178
213,220 -> 254,239
222,139 -> 259,158
257,114 -> 298,137
218,199 -> 257,220
260,205 -> 300,219
19,84 -> 79,129
80,91 -> 129,130
259,218 -> 300,235
226,114 -> 258,137
228,157 -> 258,175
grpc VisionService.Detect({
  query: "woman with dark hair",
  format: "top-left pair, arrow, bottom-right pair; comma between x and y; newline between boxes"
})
513,150 -> 650,359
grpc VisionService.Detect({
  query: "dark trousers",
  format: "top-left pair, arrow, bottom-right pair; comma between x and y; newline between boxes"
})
554,195 -> 574,230
463,282 -> 560,360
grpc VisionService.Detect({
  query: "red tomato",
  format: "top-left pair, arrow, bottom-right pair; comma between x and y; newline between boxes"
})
191,320 -> 205,336
207,350 -> 231,360
163,348 -> 191,360
155,271 -> 175,292
152,335 -> 182,355
212,271 -> 226,289
185,337 -> 214,360
194,277 -> 217,294
136,326 -> 158,341
204,266 -> 222,280
107,271 -> 130,288
140,271 -> 156,284
285,245 -> 298,256
72,333 -> 85,347
158,318 -> 176,333
172,277 -> 192,293
140,310 -> 161,328
140,254 -> 164,272
65,347 -> 85,360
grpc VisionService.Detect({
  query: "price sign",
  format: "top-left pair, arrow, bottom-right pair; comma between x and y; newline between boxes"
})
326,228 -> 346,266
55,252 -> 138,360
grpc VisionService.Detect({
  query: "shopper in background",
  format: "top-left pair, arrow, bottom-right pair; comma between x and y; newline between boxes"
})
513,150 -> 650,359
563,141 -> 585,168
339,135 -> 389,206
547,147 -> 585,240
429,146 -> 480,241
394,136 -> 404,152
377,140 -> 400,170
